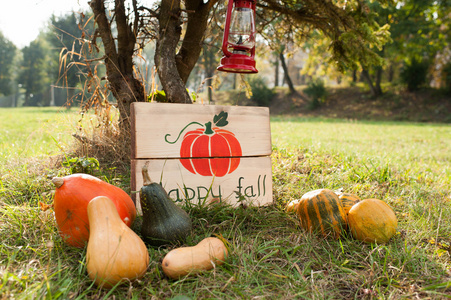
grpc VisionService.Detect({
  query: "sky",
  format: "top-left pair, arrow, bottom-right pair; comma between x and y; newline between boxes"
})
0,0 -> 90,48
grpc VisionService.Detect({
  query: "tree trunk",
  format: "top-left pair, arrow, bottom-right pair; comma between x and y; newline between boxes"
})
388,64 -> 394,82
155,0 -> 191,103
176,0 -> 218,84
274,54 -> 279,87
352,69 -> 357,82
203,44 -> 215,103
279,53 -> 298,95
361,68 -> 382,97
155,0 -> 219,103
374,66 -> 383,96
90,0 -> 145,132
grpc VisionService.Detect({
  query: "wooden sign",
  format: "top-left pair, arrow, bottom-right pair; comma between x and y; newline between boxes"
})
130,102 -> 273,212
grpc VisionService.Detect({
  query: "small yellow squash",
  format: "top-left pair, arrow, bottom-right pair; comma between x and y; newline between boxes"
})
162,237 -> 228,279
347,198 -> 397,244
86,196 -> 149,288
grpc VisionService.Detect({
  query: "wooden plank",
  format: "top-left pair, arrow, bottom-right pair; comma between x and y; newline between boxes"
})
131,102 -> 271,159
131,156 -> 273,213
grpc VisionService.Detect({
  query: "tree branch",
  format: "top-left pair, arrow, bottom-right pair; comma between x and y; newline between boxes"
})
90,0 -> 118,69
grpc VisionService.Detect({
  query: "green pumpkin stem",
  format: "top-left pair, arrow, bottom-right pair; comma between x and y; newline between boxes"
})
204,121 -> 214,135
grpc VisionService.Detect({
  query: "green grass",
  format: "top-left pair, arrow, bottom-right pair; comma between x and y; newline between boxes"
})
271,116 -> 451,178
0,107 -> 79,162
1,107 -> 451,299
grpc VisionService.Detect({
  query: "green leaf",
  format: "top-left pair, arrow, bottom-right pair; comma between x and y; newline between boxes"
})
213,111 -> 228,127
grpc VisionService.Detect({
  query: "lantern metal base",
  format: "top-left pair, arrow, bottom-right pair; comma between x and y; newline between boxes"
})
217,54 -> 258,74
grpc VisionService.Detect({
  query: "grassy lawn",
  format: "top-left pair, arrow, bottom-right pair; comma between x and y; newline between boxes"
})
271,116 -> 451,176
0,107 -> 79,157
1,107 -> 451,299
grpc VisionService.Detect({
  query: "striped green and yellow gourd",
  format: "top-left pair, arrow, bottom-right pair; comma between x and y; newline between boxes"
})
338,193 -> 361,214
296,189 -> 347,239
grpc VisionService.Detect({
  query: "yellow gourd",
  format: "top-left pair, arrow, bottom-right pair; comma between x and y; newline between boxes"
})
347,198 -> 397,244
86,196 -> 149,288
161,237 -> 228,279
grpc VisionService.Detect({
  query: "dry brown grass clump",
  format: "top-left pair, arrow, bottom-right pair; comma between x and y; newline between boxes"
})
69,105 -> 132,173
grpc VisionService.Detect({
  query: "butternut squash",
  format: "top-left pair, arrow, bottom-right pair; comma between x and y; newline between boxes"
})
86,196 -> 149,288
161,237 -> 228,279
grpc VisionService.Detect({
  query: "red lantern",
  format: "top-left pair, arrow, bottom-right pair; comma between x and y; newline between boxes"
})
217,0 -> 258,73
179,122 -> 242,177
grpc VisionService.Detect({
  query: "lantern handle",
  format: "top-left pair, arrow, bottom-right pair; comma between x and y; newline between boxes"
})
221,0 -> 235,57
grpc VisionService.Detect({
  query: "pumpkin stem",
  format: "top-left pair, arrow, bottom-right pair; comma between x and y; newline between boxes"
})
142,165 -> 152,186
52,177 -> 64,188
204,121 -> 214,135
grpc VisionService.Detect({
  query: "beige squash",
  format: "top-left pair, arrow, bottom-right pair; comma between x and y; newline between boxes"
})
86,196 -> 149,288
162,237 -> 228,279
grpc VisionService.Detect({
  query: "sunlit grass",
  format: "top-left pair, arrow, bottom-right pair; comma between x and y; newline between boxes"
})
271,116 -> 451,182
0,107 -> 80,163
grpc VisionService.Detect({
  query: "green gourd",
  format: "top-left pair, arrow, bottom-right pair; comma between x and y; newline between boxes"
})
139,165 -> 192,246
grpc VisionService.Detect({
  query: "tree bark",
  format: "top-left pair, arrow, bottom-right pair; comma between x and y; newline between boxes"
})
154,0 -> 218,103
155,0 -> 191,103
361,68 -> 382,97
176,0 -> 218,83
206,50 -> 215,103
90,0 -> 145,131
274,54 -> 280,87
279,53 -> 298,95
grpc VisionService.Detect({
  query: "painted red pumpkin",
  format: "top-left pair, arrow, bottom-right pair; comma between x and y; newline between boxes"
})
167,111 -> 242,177
180,125 -> 242,177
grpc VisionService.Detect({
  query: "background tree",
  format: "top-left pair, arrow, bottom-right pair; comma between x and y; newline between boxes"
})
88,0 -> 391,142
370,0 -> 444,93
47,13 -> 92,99
18,38 -> 52,106
0,32 -> 17,96
429,0 -> 451,91
296,2 -> 391,97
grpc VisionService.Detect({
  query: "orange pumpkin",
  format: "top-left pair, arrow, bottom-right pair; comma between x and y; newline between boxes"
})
52,174 -> 136,248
